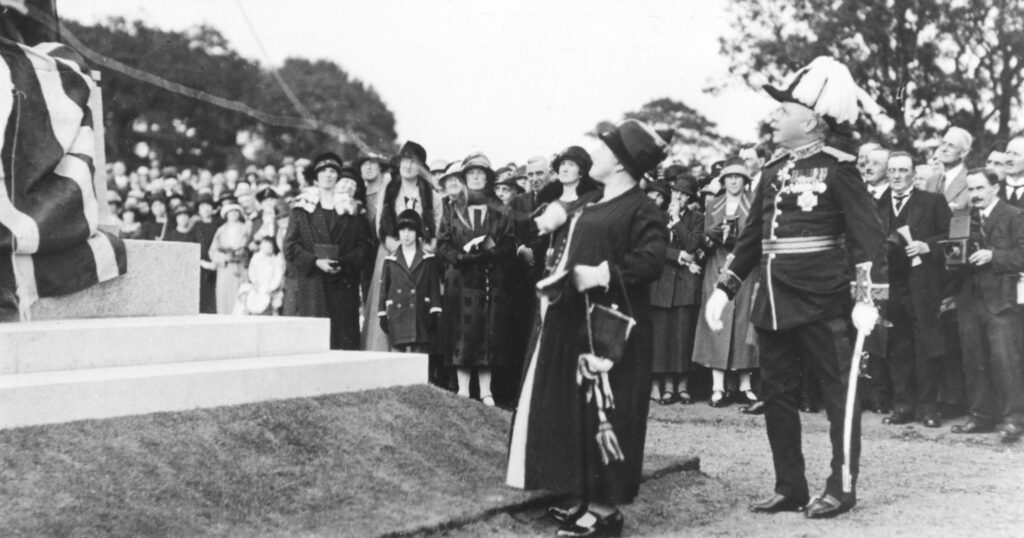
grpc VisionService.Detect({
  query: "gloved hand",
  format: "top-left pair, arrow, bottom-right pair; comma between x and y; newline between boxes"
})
851,302 -> 878,334
704,289 -> 729,332
703,224 -> 725,248
379,316 -> 389,335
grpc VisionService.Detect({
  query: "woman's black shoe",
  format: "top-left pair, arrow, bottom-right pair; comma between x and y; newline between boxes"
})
557,511 -> 624,537
548,504 -> 587,525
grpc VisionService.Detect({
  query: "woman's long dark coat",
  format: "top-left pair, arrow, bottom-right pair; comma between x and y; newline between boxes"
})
507,187 -> 667,505
283,205 -> 374,349
437,200 -> 516,367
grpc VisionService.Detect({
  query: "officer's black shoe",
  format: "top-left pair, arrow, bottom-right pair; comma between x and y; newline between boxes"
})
748,493 -> 808,513
882,410 -> 914,425
804,492 -> 856,519
998,423 -> 1023,443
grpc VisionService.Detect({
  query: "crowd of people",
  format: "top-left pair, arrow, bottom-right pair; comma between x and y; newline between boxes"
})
102,119 -> 1024,438
101,60 -> 1024,533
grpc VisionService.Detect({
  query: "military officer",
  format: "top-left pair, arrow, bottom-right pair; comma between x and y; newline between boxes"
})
706,57 -> 886,519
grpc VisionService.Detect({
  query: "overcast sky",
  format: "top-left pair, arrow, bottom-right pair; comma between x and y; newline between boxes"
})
61,0 -> 777,165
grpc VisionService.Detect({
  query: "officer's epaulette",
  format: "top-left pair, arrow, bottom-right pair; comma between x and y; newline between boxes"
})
821,145 -> 856,162
763,150 -> 789,168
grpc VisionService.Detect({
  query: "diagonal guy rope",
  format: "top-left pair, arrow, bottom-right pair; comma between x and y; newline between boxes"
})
23,4 -> 373,153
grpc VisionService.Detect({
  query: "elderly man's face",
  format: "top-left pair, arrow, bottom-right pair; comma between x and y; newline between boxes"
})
767,102 -> 818,149
525,162 -> 550,192
935,132 -> 968,165
863,150 -> 890,185
1005,138 -> 1024,177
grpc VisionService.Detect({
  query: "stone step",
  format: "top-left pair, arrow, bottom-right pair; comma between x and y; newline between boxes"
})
0,315 -> 330,374
0,351 -> 427,429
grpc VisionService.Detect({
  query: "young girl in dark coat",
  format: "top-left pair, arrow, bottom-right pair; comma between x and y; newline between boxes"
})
378,210 -> 443,353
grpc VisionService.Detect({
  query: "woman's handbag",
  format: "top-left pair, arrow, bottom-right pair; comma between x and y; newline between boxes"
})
577,267 -> 637,465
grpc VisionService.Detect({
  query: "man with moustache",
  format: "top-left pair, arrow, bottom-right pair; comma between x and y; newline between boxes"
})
947,169 -> 1024,443
705,57 -> 885,519
857,142 -> 882,179
998,137 -> 1024,210
879,152 -> 951,428
926,127 -> 972,210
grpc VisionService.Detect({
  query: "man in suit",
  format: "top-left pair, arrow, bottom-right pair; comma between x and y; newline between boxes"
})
926,127 -> 972,210
879,152 -> 951,428
999,137 -> 1024,209
861,145 -> 895,415
949,169 -> 1024,443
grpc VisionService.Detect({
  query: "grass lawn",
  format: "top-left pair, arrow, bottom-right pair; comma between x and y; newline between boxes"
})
0,385 -> 697,537
0,385 -> 526,537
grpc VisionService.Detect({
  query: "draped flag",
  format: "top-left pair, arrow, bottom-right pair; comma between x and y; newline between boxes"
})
0,39 -> 126,321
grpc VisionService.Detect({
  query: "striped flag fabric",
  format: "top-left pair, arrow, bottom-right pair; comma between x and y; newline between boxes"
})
0,39 -> 126,321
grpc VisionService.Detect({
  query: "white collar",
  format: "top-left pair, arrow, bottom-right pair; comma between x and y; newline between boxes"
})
1005,176 -> 1024,188
945,163 -> 965,180
867,183 -> 889,199
981,198 -> 998,218
892,187 -> 913,199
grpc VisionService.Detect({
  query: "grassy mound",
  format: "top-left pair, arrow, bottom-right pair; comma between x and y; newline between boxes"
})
0,385 -> 524,537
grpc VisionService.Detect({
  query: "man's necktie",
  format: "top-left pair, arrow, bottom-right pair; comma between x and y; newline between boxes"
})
472,207 -> 483,230
894,194 -> 907,212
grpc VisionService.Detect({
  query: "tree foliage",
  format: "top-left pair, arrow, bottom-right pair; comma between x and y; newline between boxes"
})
720,0 -> 1024,161
62,18 -> 397,169
591,98 -> 741,164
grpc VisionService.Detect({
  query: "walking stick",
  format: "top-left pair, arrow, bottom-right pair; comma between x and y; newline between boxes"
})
842,330 -> 867,493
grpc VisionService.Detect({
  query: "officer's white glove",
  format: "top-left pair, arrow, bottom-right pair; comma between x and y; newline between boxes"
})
705,289 -> 728,332
851,302 -> 879,335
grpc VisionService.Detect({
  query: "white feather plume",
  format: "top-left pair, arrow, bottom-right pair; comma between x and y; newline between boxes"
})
786,56 -> 893,131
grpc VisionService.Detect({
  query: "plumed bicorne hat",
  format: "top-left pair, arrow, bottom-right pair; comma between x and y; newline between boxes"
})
598,119 -> 670,180
763,56 -> 889,134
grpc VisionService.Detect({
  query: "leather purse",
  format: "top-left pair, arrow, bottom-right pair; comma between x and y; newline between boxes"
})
584,270 -> 636,363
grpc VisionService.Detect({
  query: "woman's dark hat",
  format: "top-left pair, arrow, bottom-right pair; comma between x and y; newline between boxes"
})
662,164 -> 687,182
599,119 -> 670,180
355,151 -> 391,170
306,152 -> 345,182
461,152 -> 496,184
551,145 -> 593,177
255,187 -> 279,203
670,174 -> 699,197
173,205 -> 192,217
494,176 -> 525,194
645,181 -> 671,209
397,141 -> 428,168
396,209 -> 423,235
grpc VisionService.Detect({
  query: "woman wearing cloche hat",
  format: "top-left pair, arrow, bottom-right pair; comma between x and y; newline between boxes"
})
437,151 -> 515,406
508,119 -> 670,536
283,152 -> 376,350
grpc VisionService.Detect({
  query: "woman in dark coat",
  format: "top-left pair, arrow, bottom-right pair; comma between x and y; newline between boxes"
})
437,152 -> 515,406
647,175 -> 704,405
507,120 -> 669,536
283,153 -> 374,350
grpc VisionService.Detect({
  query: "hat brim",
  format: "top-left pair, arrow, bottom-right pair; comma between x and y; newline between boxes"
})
763,83 -> 798,104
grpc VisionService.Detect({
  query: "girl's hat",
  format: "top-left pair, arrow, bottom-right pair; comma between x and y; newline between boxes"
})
219,203 -> 245,220
396,209 -> 423,235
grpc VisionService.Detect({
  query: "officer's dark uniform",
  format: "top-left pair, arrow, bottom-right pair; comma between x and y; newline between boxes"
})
718,140 -> 886,502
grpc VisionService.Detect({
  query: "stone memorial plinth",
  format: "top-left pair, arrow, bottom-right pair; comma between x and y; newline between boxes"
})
29,239 -> 199,320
